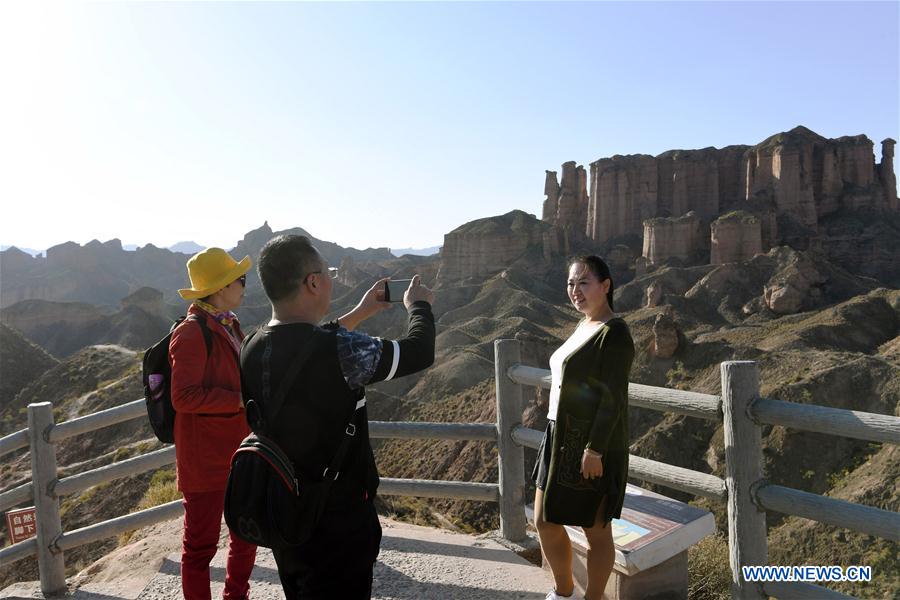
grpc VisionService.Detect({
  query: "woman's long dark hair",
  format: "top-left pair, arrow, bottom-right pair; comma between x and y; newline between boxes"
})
568,255 -> 615,311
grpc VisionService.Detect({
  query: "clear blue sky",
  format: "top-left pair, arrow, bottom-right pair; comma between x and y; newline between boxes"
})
2,1 -> 897,253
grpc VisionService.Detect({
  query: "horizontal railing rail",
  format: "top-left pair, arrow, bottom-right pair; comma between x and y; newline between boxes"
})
369,421 -> 497,441
48,399 -> 145,444
0,536 -> 38,566
755,483 -> 900,542
0,429 -> 29,458
53,500 -> 184,553
0,399 -> 147,459
507,364 -> 722,421
0,480 -> 32,515
380,478 -> 499,502
751,397 -> 900,445
54,447 -> 176,499
510,425 -> 727,501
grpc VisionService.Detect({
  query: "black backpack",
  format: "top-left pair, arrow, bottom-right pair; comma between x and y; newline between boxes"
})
142,315 -> 212,443
224,333 -> 359,549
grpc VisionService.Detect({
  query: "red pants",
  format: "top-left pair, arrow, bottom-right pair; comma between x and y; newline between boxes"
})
182,490 -> 257,600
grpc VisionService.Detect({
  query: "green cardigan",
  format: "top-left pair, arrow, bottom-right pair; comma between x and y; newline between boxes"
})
543,317 -> 635,527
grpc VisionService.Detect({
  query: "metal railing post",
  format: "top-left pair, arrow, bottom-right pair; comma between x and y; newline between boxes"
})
28,402 -> 66,595
494,339 -> 527,542
721,361 -> 766,599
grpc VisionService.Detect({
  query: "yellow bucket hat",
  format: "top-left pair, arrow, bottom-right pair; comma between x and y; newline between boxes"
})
178,248 -> 252,300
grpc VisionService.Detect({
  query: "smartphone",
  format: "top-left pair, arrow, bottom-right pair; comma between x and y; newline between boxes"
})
384,279 -> 412,303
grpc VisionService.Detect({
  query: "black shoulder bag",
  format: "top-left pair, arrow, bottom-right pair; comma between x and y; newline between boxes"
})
224,334 -> 359,549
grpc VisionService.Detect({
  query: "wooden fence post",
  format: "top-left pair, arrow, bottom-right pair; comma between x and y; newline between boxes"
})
28,402 -> 66,595
494,339 -> 527,542
721,361 -> 767,599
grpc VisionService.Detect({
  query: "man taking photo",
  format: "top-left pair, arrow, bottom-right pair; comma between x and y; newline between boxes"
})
240,234 -> 435,599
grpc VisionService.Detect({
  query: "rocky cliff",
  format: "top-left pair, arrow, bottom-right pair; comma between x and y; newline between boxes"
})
542,161 -> 588,250
438,210 -> 563,282
710,211 -> 762,265
546,127 -> 899,282
642,212 -> 705,265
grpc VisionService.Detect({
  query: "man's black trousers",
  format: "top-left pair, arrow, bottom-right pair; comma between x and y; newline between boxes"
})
272,500 -> 382,599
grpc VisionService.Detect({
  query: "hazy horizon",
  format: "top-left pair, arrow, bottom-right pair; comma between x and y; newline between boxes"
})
0,237 -> 442,257
2,1 -> 897,252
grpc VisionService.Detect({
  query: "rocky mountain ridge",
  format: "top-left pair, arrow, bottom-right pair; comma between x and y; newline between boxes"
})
0,223 -> 394,309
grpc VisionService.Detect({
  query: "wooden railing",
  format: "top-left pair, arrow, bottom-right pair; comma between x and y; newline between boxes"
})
1,338 -> 898,599
0,399 -> 504,595
496,339 -> 900,600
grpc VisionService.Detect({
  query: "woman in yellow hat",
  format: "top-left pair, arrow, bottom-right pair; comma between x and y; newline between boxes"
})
169,248 -> 257,600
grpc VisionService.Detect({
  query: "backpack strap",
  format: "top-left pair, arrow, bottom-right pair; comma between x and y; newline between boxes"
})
254,331 -> 360,482
171,314 -> 213,357
259,336 -> 316,434
186,314 -> 213,356
321,403 -> 360,482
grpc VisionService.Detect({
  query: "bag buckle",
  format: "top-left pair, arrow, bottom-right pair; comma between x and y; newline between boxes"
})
345,423 -> 356,436
322,467 -> 340,481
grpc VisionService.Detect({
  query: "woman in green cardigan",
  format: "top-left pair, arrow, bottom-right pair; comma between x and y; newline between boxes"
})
533,255 -> 635,600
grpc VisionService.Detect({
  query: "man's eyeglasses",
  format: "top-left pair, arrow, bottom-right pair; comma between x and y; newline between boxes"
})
234,275 -> 247,287
304,267 -> 339,283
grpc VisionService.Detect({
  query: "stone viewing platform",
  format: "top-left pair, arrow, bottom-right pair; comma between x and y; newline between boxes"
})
0,518 -> 552,600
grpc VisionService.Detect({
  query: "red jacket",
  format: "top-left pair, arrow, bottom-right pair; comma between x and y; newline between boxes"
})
169,304 -> 249,492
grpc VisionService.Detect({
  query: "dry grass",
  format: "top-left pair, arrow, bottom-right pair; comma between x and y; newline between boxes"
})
118,468 -> 181,546
688,532 -> 731,600
137,468 -> 180,510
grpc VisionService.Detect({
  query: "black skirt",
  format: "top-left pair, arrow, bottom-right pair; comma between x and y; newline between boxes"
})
532,420 -> 554,491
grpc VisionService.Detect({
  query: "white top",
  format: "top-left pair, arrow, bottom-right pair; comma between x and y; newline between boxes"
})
547,320 -> 604,421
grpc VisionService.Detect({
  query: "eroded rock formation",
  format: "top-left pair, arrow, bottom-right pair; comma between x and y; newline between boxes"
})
645,281 -> 663,308
642,212 -> 704,265
711,211 -> 762,264
652,311 -> 679,358
547,127 -> 899,276
543,161 -> 589,251
763,250 -> 828,315
438,210 -> 561,281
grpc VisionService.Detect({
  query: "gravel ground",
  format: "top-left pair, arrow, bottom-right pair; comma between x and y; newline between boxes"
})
1,518 -> 551,600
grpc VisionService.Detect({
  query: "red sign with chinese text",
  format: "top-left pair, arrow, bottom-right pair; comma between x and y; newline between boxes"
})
5,507 -> 37,544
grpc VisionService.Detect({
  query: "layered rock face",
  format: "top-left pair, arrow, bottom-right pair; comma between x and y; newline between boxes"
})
543,161 -> 589,250
438,210 -> 560,281
552,127 -> 899,257
642,212 -> 704,265
657,149 -> 721,223
710,211 -> 762,264
588,154 -> 658,243
762,249 -> 828,315
878,139 -> 897,211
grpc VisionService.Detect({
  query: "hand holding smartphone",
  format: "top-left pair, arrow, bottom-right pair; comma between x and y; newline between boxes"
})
383,279 -> 413,303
